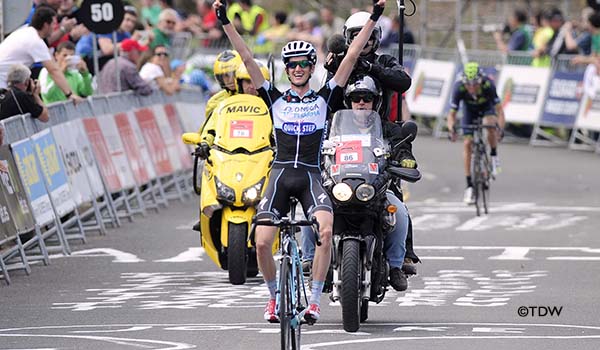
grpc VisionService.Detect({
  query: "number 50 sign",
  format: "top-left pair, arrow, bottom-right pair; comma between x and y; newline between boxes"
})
78,0 -> 125,34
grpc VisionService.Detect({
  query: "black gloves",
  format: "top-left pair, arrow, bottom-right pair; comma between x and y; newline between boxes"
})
371,1 -> 385,21
216,0 -> 230,25
195,142 -> 211,160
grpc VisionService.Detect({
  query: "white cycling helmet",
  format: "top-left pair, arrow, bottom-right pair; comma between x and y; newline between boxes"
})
281,40 -> 317,65
343,11 -> 382,53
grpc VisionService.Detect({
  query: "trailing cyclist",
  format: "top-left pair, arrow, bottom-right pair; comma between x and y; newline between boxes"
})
213,0 -> 387,324
447,62 -> 506,204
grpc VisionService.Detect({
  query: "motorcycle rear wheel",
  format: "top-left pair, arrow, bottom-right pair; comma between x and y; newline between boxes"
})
341,239 -> 361,332
227,222 -> 248,285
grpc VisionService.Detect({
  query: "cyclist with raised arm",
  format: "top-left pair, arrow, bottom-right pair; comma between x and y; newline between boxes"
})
447,62 -> 505,204
213,0 -> 387,324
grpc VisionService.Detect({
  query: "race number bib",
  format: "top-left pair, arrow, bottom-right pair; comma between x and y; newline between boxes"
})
230,120 -> 253,138
335,140 -> 363,164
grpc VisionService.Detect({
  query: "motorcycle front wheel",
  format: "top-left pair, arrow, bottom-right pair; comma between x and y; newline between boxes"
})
341,239 -> 362,332
227,222 -> 248,285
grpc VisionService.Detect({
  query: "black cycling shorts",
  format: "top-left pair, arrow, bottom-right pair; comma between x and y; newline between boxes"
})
256,167 -> 333,220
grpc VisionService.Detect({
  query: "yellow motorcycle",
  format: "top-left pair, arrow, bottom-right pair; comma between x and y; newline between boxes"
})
182,94 -> 275,284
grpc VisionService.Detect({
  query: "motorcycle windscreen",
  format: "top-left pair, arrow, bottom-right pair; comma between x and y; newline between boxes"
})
327,110 -> 386,181
213,94 -> 273,152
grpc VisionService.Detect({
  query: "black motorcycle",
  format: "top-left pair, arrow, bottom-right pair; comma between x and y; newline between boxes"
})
322,110 -> 420,332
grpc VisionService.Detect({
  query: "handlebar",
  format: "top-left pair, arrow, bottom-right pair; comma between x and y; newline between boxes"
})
251,216 -> 322,246
387,164 -> 422,183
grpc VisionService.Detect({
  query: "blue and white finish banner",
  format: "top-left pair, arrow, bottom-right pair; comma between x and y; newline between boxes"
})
496,65 -> 552,125
540,70 -> 584,127
11,138 -> 55,226
406,59 -> 457,117
31,129 -> 77,218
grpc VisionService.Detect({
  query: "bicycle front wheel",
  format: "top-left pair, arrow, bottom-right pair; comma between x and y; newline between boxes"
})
279,257 -> 292,350
472,150 -> 482,217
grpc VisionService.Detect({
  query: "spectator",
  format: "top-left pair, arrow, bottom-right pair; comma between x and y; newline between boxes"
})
58,0 -> 77,17
546,8 -> 579,59
39,42 -> 93,103
571,7 -> 596,55
25,1 -> 77,49
139,45 -> 181,95
531,10 -> 554,67
0,64 -> 49,122
572,12 -> 600,65
97,39 -> 153,96
150,9 -> 179,49
0,7 -> 81,102
381,16 -> 416,48
141,0 -> 162,27
493,9 -> 532,53
287,12 -> 324,57
255,11 -> 290,55
320,6 -> 345,43
233,0 -> 268,36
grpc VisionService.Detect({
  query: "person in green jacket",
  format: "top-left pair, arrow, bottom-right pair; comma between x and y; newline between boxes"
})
39,41 -> 93,103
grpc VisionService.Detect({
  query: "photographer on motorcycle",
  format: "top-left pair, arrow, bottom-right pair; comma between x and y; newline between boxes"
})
214,0 -> 387,323
316,12 -> 420,276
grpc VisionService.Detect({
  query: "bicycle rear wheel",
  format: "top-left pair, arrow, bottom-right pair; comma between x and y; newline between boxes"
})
472,150 -> 482,217
481,155 -> 491,215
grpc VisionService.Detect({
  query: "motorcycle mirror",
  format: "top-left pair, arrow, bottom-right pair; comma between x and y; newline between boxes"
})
399,120 -> 418,143
182,132 -> 202,145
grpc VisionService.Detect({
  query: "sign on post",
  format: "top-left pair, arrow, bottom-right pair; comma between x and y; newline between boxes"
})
78,0 -> 125,34
0,145 -> 35,236
496,65 -> 551,125
405,59 -> 457,118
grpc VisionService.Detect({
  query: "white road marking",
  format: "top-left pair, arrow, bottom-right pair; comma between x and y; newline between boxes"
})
489,247 -> 531,260
471,327 -> 526,333
546,257 -> 600,261
50,248 -> 144,263
154,248 -> 204,262
420,256 -> 464,260
0,334 -> 193,349
455,216 -> 489,231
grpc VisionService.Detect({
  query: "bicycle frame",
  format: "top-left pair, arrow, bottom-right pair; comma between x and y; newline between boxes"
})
251,198 -> 320,350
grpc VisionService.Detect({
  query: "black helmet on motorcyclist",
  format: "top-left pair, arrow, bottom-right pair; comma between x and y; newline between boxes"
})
344,75 -> 383,113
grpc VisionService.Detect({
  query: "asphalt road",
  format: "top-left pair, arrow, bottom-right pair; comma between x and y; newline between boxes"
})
1,136 -> 600,350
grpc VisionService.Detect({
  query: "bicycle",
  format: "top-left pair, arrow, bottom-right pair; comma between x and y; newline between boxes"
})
462,118 -> 499,216
251,198 -> 321,350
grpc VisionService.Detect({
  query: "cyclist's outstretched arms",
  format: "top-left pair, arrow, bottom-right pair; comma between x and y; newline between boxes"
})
334,0 -> 386,87
447,109 -> 458,142
213,0 -> 265,89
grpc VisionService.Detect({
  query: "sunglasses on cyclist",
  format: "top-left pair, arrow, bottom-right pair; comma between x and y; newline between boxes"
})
349,93 -> 375,103
286,60 -> 313,69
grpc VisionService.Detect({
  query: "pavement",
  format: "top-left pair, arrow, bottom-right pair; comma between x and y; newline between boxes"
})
1,136 -> 599,350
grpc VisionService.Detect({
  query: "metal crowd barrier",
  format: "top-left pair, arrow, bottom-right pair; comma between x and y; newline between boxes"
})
1,88 -> 205,285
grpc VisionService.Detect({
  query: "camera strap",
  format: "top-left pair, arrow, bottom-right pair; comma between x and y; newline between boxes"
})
10,89 -> 25,115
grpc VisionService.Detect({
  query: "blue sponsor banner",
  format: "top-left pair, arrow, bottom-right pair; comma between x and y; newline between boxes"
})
10,139 -> 47,202
540,70 -> 584,127
31,129 -> 69,193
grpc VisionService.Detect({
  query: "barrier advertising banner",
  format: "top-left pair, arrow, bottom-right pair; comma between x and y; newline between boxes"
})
406,59 -> 457,117
82,118 -> 123,193
574,64 -> 600,131
496,65 -> 552,124
540,70 -> 584,127
0,145 -> 35,237
164,104 -> 193,170
31,129 -> 77,218
126,112 -> 157,181
71,119 -> 105,198
114,112 -> 151,185
175,102 -> 204,133
51,122 -> 94,205
10,138 -> 55,226
151,105 -> 183,172
95,115 -> 136,189
134,108 -> 174,177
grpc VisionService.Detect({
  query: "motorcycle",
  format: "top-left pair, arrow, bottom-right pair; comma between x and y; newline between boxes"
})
321,109 -> 420,332
182,94 -> 276,285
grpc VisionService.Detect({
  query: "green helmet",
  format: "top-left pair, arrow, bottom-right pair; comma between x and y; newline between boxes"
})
462,62 -> 483,84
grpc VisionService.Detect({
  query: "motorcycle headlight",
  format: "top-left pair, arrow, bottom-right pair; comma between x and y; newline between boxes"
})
355,183 -> 375,202
332,182 -> 352,202
242,177 -> 266,204
215,176 -> 236,204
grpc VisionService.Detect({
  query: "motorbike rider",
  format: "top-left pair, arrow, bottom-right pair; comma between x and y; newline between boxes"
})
213,0 -> 387,323
317,12 -> 420,276
341,74 -> 410,291
447,62 -> 505,204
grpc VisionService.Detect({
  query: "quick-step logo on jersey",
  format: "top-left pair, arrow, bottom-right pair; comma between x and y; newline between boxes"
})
281,121 -> 318,135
